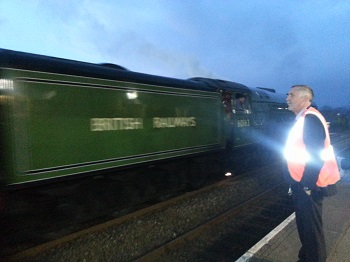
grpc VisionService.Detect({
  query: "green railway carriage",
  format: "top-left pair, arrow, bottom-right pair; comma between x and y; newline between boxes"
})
0,49 -> 225,187
0,49 -> 295,234
0,49 -> 293,194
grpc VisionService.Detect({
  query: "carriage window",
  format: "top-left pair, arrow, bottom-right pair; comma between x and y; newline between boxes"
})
232,93 -> 251,114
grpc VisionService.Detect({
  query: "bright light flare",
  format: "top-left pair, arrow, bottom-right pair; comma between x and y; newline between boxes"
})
126,91 -> 137,99
0,79 -> 13,90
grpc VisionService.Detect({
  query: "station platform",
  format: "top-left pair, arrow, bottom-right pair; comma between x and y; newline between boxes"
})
237,168 -> 350,262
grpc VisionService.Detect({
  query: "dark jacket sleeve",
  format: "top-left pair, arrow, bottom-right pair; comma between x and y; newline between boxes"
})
300,114 -> 326,189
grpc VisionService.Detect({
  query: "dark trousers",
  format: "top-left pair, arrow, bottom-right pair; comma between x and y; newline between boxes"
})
291,184 -> 326,262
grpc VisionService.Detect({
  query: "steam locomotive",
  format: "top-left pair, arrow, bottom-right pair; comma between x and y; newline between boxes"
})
0,49 -> 293,212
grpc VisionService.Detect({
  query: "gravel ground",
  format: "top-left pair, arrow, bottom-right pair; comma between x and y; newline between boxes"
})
9,163 -> 284,262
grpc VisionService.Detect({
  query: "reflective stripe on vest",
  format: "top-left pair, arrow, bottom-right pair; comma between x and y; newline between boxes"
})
284,107 -> 340,187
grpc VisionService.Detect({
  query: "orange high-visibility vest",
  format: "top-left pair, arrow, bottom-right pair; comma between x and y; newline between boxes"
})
284,107 -> 340,187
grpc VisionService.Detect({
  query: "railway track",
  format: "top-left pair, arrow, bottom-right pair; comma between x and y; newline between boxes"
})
6,163 -> 290,261
135,182 -> 292,261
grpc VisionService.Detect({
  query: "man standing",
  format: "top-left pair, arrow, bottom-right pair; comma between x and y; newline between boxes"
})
284,85 -> 340,262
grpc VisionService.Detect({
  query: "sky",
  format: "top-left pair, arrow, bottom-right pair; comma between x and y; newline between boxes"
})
0,0 -> 349,108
